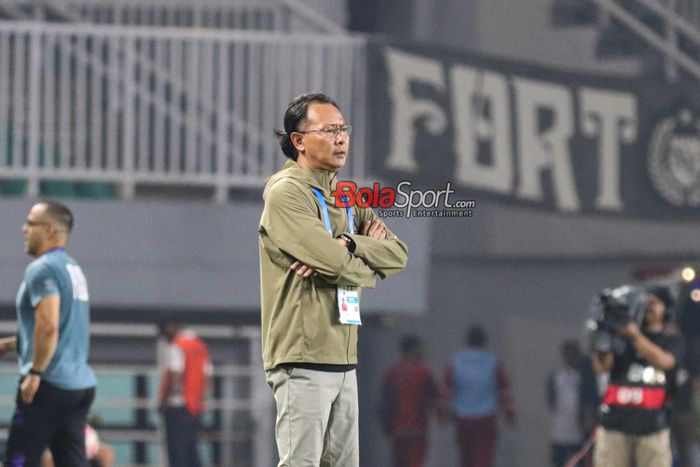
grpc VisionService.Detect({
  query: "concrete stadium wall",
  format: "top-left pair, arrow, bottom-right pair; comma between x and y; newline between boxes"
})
0,198 -> 429,313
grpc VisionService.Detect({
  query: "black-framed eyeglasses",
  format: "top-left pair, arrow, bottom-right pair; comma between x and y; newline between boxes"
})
296,124 -> 352,139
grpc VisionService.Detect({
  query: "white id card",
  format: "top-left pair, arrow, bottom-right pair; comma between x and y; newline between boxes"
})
338,286 -> 361,325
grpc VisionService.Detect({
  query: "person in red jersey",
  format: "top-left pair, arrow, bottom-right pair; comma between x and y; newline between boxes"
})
379,335 -> 439,467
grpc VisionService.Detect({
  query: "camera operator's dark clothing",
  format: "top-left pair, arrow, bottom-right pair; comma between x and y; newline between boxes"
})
599,331 -> 683,435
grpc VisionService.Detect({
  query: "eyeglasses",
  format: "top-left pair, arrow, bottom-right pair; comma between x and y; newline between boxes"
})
296,124 -> 352,139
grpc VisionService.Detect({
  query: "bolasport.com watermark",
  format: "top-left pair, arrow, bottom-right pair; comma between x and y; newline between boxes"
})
331,181 -> 476,219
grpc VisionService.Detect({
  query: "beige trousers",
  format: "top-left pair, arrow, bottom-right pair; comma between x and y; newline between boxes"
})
594,426 -> 671,467
266,367 -> 359,467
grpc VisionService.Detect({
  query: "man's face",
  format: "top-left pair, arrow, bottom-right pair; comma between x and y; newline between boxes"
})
162,323 -> 181,341
645,294 -> 666,326
294,103 -> 349,172
22,204 -> 51,256
562,345 -> 580,368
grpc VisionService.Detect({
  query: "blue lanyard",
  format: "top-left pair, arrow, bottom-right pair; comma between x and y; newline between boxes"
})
311,187 -> 354,236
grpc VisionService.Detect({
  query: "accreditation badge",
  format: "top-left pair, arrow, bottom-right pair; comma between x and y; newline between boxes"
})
338,286 -> 361,325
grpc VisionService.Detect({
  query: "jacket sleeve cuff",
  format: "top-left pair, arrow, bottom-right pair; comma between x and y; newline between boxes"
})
336,233 -> 357,253
348,234 -> 373,257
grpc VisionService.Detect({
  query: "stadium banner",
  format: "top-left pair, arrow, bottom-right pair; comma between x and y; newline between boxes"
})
366,41 -> 700,220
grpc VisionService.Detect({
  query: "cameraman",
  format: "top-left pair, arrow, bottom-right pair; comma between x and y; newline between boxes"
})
592,289 -> 683,467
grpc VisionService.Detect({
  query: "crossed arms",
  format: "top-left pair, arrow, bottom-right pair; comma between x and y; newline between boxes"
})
259,180 -> 408,286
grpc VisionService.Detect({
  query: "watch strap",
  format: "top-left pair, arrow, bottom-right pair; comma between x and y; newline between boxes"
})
338,234 -> 356,253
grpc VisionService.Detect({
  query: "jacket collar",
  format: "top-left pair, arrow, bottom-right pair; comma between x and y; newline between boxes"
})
280,159 -> 339,196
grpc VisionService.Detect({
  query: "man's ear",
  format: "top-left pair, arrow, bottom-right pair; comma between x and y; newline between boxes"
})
46,223 -> 66,241
291,132 -> 305,154
45,223 -> 59,240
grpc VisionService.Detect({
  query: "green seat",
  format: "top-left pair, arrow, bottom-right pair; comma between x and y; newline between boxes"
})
1,124 -> 116,199
0,179 -> 26,196
39,181 -> 116,199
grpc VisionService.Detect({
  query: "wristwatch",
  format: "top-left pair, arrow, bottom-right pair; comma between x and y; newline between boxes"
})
337,234 -> 356,253
28,368 -> 43,377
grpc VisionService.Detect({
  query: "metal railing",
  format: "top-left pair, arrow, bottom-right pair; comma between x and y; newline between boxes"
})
653,0 -> 700,29
0,0 -> 347,34
593,0 -> 700,80
0,22 -> 367,202
0,322 -> 272,467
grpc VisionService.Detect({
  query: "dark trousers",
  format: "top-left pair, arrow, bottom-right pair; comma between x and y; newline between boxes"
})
4,380 -> 95,467
455,414 -> 498,467
391,435 -> 428,467
164,406 -> 202,467
551,442 -> 584,467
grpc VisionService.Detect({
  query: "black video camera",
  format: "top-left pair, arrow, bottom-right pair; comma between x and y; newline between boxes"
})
587,285 -> 649,354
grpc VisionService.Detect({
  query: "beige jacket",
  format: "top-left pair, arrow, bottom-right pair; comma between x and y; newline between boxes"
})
259,160 -> 408,370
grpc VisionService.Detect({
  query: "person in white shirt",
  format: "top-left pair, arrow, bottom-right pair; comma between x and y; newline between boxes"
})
547,339 -> 586,467
158,323 -> 213,467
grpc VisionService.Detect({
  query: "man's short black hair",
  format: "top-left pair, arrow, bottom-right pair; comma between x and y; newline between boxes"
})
400,334 -> 421,354
647,285 -> 674,310
274,93 -> 340,160
561,338 -> 581,356
466,324 -> 487,347
41,200 -> 74,233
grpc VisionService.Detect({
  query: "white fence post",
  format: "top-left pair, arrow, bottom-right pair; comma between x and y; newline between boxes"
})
121,35 -> 136,199
26,29 -> 41,198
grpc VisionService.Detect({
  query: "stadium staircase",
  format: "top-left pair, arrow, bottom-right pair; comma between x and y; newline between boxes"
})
552,0 -> 700,81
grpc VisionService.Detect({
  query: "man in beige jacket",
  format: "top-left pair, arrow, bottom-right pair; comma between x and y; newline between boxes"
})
259,92 -> 409,467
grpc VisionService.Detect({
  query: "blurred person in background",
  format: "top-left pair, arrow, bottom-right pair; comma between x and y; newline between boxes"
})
158,323 -> 213,467
547,338 -> 586,467
378,335 -> 439,467
444,324 -> 515,467
672,364 -> 698,467
0,201 -> 97,467
683,374 -> 700,466
578,353 -> 605,467
592,288 -> 684,467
